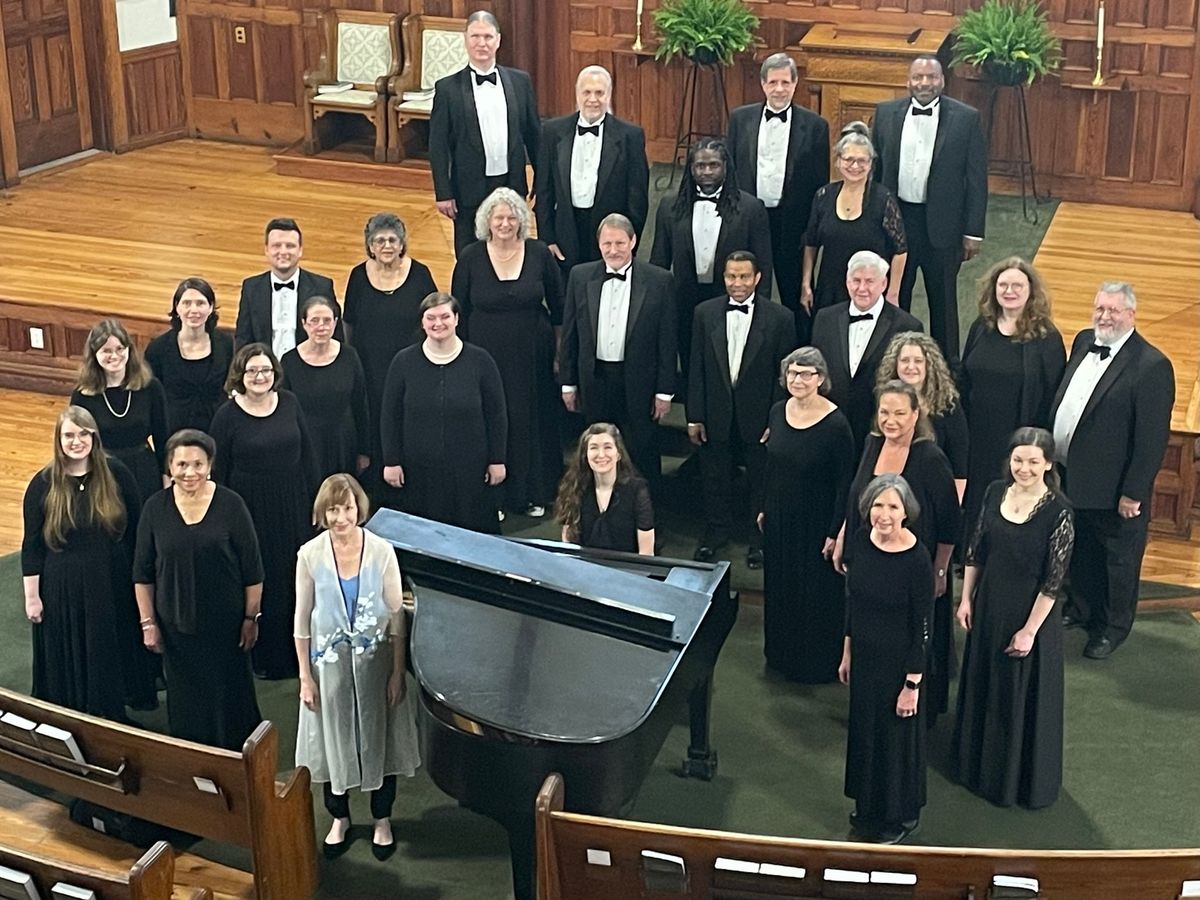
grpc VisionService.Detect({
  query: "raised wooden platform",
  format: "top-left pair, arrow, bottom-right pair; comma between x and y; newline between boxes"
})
272,140 -> 436,190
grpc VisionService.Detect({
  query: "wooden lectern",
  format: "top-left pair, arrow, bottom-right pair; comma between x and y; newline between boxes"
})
799,23 -> 950,133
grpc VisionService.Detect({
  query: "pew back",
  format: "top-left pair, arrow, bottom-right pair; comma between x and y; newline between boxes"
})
0,838 -> 204,900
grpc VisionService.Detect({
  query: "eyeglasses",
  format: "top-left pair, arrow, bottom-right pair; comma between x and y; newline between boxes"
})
370,235 -> 401,246
786,369 -> 821,381
98,347 -> 128,357
61,430 -> 93,442
245,367 -> 274,378
839,157 -> 871,168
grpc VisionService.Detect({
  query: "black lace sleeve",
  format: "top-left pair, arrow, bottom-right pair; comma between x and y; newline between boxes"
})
1040,504 -> 1075,596
880,189 -> 908,254
965,480 -> 1001,566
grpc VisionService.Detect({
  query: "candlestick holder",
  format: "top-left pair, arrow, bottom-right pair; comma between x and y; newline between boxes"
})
1092,0 -> 1106,86
632,0 -> 645,52
1091,45 -> 1105,86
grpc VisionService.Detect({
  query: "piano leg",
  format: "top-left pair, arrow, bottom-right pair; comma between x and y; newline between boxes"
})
681,676 -> 719,780
504,812 -> 536,900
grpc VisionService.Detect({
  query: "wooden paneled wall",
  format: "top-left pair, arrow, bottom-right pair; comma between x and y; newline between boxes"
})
120,43 -> 187,146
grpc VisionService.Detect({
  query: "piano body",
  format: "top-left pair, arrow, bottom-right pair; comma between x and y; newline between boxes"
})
367,510 -> 738,899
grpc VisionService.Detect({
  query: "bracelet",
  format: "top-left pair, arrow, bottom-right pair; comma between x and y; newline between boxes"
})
141,622 -> 157,631
244,612 -> 262,623
139,617 -> 154,625
904,679 -> 922,691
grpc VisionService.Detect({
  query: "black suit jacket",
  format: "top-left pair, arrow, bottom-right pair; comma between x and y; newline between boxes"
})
558,260 -> 676,420
871,96 -> 988,248
648,190 -> 774,300
234,269 -> 342,349
534,113 -> 649,265
810,301 -> 923,450
726,102 -> 829,228
687,296 -> 796,444
428,65 -> 540,208
1049,329 -> 1174,509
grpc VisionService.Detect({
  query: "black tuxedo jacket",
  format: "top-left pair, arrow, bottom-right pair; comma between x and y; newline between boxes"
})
1049,329 -> 1174,509
428,65 -> 540,208
558,260 -> 676,419
871,96 -> 988,248
534,113 -> 649,265
648,190 -> 774,300
810,301 -> 923,450
687,296 -> 796,444
726,102 -> 829,227
234,269 -> 342,349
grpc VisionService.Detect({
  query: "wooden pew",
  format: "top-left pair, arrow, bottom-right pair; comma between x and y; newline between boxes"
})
0,837 -> 209,900
0,688 -> 316,900
535,774 -> 1200,900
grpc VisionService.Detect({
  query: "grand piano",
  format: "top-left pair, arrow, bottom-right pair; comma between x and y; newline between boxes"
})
367,510 -> 738,899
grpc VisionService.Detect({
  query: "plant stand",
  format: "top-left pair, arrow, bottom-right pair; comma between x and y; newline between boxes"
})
655,58 -> 730,191
983,81 -> 1050,224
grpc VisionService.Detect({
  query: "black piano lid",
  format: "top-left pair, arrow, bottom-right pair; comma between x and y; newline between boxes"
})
367,510 -> 728,743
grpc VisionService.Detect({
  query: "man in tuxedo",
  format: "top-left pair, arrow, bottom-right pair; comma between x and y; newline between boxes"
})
559,213 -> 676,487
235,217 -> 341,357
687,251 -> 796,566
428,10 -> 540,255
810,250 -> 922,454
649,137 -> 772,386
535,65 -> 649,274
1051,282 -> 1174,660
871,55 -> 987,363
726,52 -> 829,343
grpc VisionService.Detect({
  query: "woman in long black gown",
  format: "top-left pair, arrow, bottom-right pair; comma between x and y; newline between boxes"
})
759,347 -> 854,682
554,423 -> 655,555
959,257 -> 1066,534
22,406 -> 141,721
381,293 -> 508,533
342,213 -> 438,505
134,430 -> 263,750
209,344 -> 316,680
281,295 -> 371,483
451,187 -> 562,518
801,123 -> 907,311
952,427 -> 1074,809
840,473 -> 933,844
144,277 -> 234,434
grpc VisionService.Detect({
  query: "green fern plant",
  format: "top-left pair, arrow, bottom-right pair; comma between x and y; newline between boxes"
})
951,0 -> 1062,85
653,0 -> 759,67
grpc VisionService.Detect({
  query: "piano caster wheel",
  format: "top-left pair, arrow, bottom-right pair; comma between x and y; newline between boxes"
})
681,749 -> 718,781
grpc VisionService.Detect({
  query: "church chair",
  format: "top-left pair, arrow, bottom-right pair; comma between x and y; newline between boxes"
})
387,14 -> 468,162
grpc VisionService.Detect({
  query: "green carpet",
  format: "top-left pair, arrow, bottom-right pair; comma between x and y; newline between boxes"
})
1,550 -> 1198,899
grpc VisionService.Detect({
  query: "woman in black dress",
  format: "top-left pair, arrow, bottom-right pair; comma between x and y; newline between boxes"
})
451,187 -> 562,518
134,430 -> 263,750
840,473 -> 933,844
22,406 -> 142,721
758,347 -> 855,682
801,123 -> 907,311
209,344 -> 316,680
960,257 -> 1066,533
952,427 -> 1074,809
554,423 -> 654,555
144,277 -> 234,434
877,332 -> 969,499
71,318 -> 170,505
381,292 -> 508,534
281,295 -> 371,483
835,380 -> 960,722
342,213 -> 438,503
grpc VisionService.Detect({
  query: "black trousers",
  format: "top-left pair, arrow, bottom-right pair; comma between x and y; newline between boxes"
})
767,205 -> 810,345
1066,506 -> 1149,645
698,414 -> 767,545
453,174 -> 511,255
896,201 -> 962,363
590,361 -> 661,490
676,281 -> 726,393
323,774 -> 398,821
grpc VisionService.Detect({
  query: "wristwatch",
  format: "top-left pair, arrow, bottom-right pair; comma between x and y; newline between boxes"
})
904,679 -> 921,691
244,612 -> 262,624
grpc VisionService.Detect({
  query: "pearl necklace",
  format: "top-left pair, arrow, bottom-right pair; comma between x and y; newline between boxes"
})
102,387 -> 132,419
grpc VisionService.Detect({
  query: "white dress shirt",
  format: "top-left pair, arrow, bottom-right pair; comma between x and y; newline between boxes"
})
847,295 -> 885,378
596,260 -> 632,362
897,98 -> 939,204
270,275 -> 298,359
570,114 -> 604,209
471,66 -> 509,177
692,188 -> 722,283
726,294 -> 755,387
1052,327 -> 1136,462
756,107 -> 790,208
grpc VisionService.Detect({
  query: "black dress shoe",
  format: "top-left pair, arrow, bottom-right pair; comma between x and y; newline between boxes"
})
746,547 -> 764,569
877,819 -> 919,845
371,840 -> 397,861
693,545 -> 717,563
1083,635 -> 1116,659
1062,612 -> 1087,629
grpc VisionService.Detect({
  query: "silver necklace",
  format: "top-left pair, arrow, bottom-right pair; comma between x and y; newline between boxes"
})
102,387 -> 132,419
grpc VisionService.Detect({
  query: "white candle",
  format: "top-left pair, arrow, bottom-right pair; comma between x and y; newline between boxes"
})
636,0 -> 644,25
1096,2 -> 1105,50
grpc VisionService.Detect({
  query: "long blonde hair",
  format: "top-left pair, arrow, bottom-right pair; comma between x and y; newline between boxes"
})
42,406 -> 128,550
876,332 -> 959,417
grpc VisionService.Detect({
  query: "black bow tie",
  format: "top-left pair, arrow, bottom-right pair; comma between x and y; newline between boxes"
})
577,123 -> 601,137
1088,343 -> 1111,360
473,70 -> 497,86
273,280 -> 294,291
727,302 -> 751,314
764,107 -> 788,123
910,105 -> 934,117
695,194 -> 719,204
848,312 -> 874,323
604,269 -> 627,282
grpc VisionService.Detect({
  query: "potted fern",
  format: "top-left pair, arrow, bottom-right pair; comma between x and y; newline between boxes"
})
951,0 -> 1062,86
653,0 -> 759,67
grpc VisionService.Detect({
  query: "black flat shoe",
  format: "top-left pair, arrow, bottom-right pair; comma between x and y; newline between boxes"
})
371,840 -> 396,861
877,819 -> 919,845
323,837 -> 352,860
